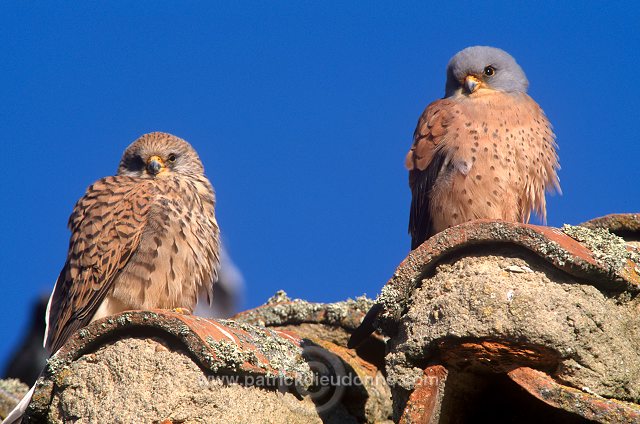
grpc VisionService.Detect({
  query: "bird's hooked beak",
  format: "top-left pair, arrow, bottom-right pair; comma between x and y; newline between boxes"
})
464,75 -> 482,94
146,155 -> 165,175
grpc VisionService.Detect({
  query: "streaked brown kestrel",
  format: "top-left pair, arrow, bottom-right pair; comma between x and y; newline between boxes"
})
4,132 -> 220,424
407,46 -> 560,249
44,132 -> 220,353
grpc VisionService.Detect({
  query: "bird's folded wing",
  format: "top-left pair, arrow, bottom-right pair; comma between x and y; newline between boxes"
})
406,99 -> 456,249
44,176 -> 152,353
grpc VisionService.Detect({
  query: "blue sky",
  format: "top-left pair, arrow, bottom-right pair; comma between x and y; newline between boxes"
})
1,2 -> 638,368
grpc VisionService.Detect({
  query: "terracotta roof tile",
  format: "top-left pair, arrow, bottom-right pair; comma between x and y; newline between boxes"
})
47,309 -> 308,378
234,294 -> 392,422
508,367 -> 640,424
369,220 -> 640,336
27,310 -> 314,421
350,217 -> 640,423
581,213 -> 640,239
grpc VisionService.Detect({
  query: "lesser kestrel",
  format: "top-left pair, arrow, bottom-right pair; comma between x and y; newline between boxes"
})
3,133 -> 220,424
44,132 -> 220,353
407,46 -> 560,249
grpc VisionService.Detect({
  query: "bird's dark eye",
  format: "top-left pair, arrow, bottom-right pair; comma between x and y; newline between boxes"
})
123,154 -> 145,171
483,66 -> 496,76
167,154 -> 177,163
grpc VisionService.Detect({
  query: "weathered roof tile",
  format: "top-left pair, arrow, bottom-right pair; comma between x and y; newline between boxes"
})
373,220 -> 640,335
581,213 -> 640,239
356,217 -> 640,423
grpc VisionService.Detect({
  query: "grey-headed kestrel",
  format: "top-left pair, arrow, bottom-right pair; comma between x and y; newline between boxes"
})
347,46 -> 560,349
3,132 -> 219,424
407,46 -> 560,249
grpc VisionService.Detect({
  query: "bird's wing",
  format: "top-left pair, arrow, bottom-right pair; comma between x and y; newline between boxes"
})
44,176 -> 153,353
406,98 -> 457,249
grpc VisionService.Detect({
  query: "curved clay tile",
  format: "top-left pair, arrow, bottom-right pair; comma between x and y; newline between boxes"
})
581,213 -> 640,240
26,310 -> 313,421
356,220 -> 640,340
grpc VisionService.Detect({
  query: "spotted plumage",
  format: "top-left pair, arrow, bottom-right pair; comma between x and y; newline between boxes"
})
44,132 -> 220,353
407,46 -> 560,249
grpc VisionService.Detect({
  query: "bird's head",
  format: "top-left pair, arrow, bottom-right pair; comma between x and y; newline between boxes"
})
444,46 -> 529,97
117,132 -> 205,178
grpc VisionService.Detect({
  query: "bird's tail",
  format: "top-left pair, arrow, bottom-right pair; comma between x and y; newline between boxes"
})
2,384 -> 34,424
347,303 -> 382,349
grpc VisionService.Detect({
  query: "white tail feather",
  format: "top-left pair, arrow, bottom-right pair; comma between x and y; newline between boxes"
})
2,384 -> 35,424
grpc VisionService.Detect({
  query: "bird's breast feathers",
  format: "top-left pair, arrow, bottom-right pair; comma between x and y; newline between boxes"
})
407,90 -> 560,242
